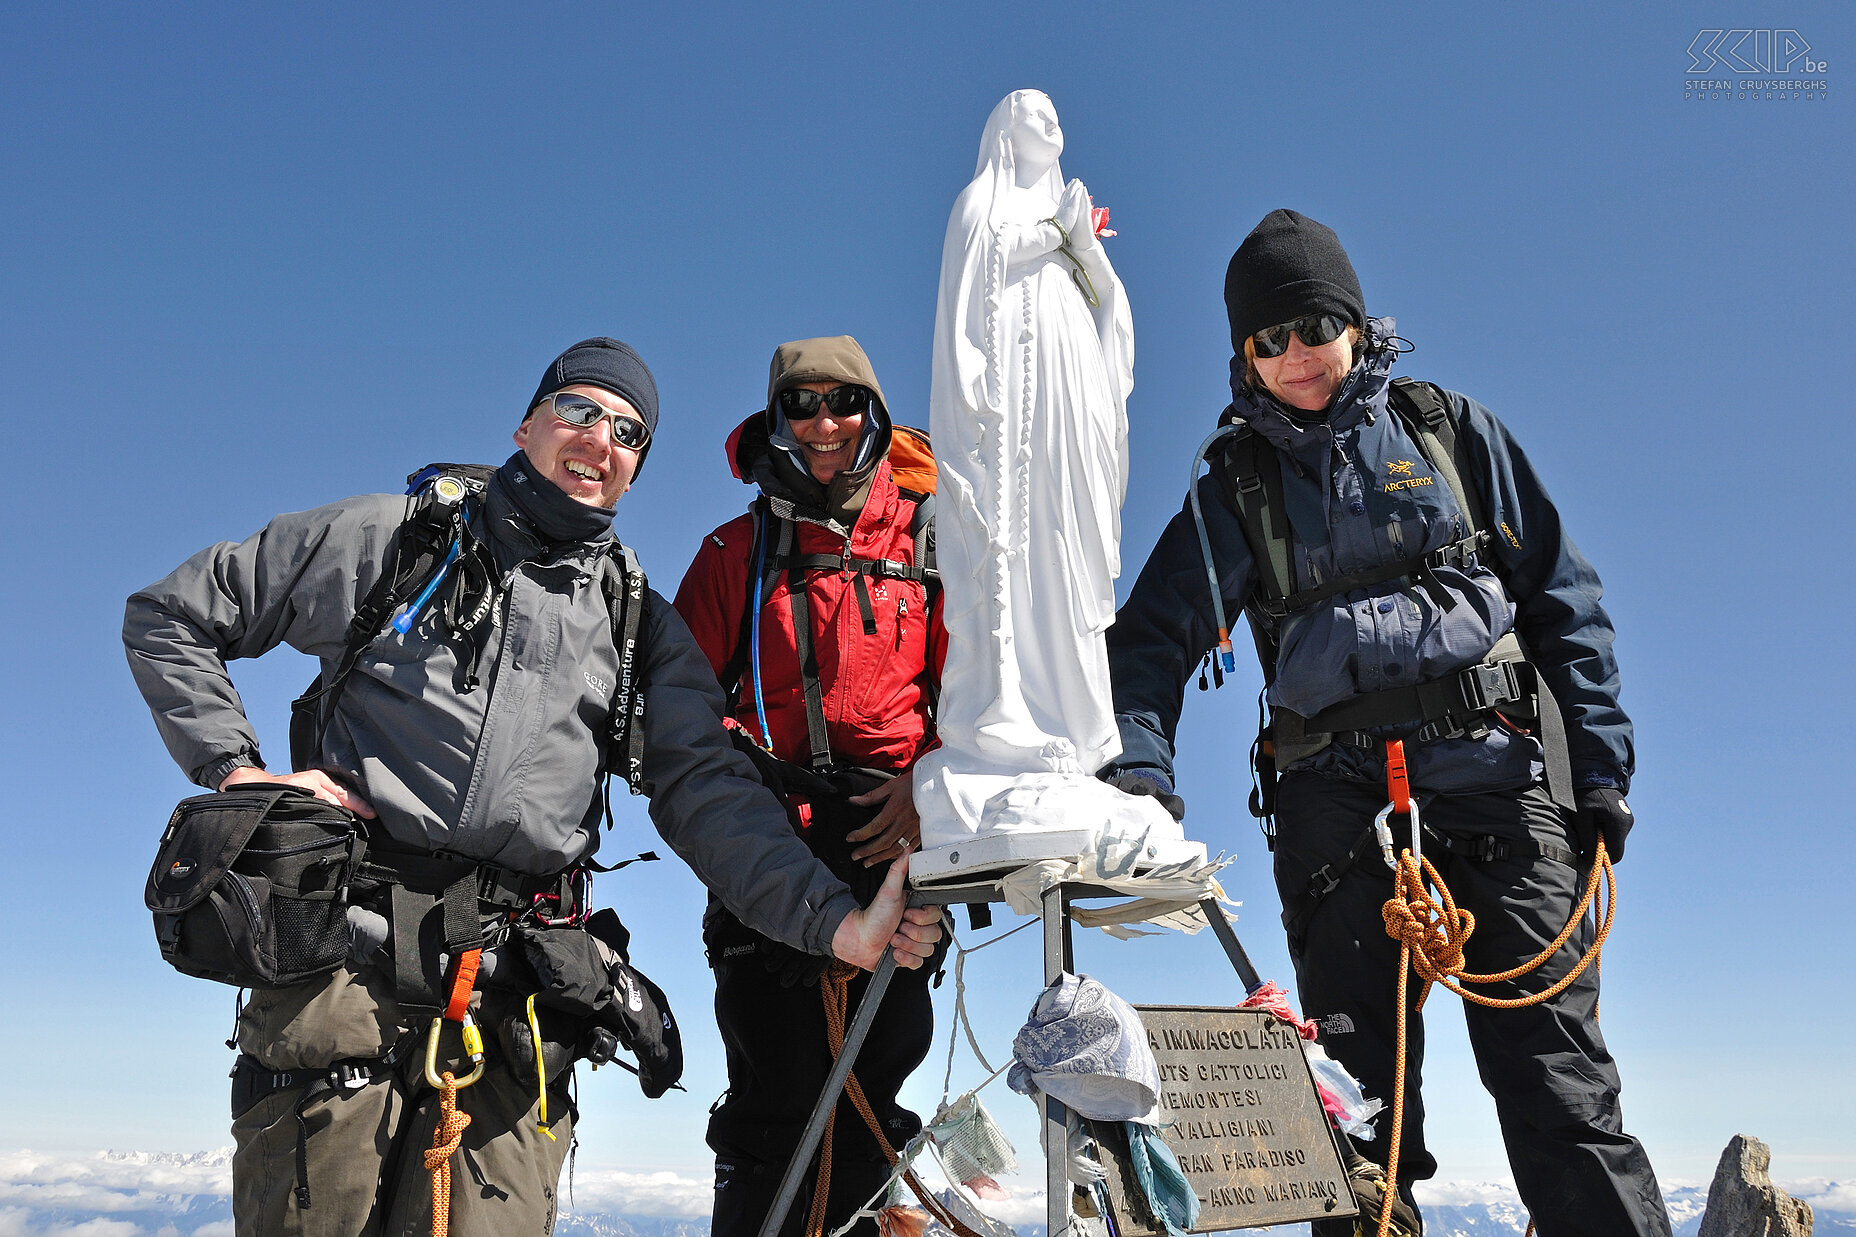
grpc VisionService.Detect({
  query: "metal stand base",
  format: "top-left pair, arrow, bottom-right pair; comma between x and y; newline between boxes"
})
755,889 -> 1257,1237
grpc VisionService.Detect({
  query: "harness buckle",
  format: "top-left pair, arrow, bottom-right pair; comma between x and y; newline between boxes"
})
330,1061 -> 373,1091
1307,863 -> 1341,899
1470,835 -> 1510,863
1460,660 -> 1520,712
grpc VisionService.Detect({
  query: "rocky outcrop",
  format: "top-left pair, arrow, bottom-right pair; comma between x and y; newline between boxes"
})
1697,1134 -> 1813,1237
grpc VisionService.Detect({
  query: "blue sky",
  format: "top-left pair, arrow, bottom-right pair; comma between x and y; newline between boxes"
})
2,0 -> 1851,1209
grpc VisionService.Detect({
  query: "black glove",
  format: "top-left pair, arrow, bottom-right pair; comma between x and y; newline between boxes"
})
1104,767 -> 1186,822
1573,787 -> 1633,864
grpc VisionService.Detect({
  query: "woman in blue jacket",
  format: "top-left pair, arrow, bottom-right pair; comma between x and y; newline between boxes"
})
1105,211 -> 1669,1237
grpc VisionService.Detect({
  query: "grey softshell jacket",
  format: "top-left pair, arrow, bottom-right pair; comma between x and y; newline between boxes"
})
123,490 -> 857,954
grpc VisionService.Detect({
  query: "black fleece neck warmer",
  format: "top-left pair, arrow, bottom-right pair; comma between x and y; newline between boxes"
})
492,451 -> 615,548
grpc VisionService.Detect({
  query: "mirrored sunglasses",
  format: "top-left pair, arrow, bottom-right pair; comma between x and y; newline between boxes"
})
1252,314 -> 1350,359
542,393 -> 652,450
777,384 -> 872,422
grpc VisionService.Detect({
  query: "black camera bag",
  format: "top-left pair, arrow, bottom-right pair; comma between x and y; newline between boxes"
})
145,784 -> 366,988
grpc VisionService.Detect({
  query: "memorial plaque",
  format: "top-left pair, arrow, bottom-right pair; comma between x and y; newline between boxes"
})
1089,1007 -> 1355,1233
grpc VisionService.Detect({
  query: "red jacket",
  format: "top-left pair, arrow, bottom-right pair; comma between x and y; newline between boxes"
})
674,419 -> 946,774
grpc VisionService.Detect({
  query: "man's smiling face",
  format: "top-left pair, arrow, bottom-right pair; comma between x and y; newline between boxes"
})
513,383 -> 642,507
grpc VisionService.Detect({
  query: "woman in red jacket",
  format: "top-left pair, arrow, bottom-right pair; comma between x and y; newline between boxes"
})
675,336 -> 946,1237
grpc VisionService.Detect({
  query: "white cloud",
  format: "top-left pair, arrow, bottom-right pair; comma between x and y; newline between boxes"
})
1410,1180 -> 1522,1207
0,1151 -> 230,1237
1777,1177 -> 1856,1213
559,1168 -> 712,1217
0,1153 -> 230,1199
0,1211 -> 150,1237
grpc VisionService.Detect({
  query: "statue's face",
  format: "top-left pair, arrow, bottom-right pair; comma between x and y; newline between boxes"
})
1012,95 -> 1063,168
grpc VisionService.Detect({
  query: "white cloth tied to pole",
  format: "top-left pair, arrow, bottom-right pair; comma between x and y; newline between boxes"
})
997,852 -> 1233,937
1007,973 -> 1161,1125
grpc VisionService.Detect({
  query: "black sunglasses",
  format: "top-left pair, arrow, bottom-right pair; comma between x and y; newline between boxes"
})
539,393 -> 652,450
1252,314 -> 1350,359
777,384 -> 872,421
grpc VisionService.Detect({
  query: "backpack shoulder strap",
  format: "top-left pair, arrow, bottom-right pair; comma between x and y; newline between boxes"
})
288,473 -> 467,770
898,487 -> 939,587
1387,378 -> 1490,540
600,543 -> 650,797
1210,410 -> 1294,613
898,487 -> 940,719
715,496 -> 772,710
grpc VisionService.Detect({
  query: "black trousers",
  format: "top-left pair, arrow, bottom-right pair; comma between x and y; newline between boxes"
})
707,947 -> 935,1237
1273,772 -> 1670,1237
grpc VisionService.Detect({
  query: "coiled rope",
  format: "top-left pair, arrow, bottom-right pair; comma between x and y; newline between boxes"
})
1371,832 -> 1614,1237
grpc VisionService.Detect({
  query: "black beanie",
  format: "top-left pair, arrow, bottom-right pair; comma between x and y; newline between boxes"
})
1223,210 -> 1365,353
528,337 -> 660,437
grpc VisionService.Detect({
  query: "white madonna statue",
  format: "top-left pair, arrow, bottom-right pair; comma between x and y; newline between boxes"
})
913,90 -> 1199,878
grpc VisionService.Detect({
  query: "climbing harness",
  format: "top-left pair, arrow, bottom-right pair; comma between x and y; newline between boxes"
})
1367,740 -> 1615,1237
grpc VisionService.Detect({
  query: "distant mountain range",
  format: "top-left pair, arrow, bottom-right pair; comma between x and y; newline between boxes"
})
2,1148 -> 1850,1236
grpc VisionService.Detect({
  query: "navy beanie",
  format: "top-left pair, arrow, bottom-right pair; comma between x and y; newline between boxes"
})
1224,210 -> 1365,353
528,337 -> 660,437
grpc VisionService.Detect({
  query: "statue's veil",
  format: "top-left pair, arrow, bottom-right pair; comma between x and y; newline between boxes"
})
969,89 -> 1066,225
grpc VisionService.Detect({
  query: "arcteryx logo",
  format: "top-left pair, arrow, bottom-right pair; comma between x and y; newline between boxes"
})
1686,30 -> 1822,74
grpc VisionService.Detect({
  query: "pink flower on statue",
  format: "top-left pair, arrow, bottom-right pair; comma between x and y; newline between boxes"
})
1092,205 -> 1117,238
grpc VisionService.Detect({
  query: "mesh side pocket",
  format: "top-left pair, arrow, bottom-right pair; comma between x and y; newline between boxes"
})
271,895 -> 348,978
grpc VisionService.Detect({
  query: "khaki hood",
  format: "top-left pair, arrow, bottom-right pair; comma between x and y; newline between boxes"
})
758,335 -> 894,525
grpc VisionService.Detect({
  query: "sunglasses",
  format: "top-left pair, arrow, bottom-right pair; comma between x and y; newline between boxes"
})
1251,314 -> 1350,359
539,392 -> 652,450
777,384 -> 873,421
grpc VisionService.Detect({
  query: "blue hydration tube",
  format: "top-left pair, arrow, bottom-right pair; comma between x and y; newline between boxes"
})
748,508 -> 775,748
391,536 -> 462,634
1189,425 -> 1242,676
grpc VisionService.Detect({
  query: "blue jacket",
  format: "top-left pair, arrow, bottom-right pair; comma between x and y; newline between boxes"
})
1107,319 -> 1632,799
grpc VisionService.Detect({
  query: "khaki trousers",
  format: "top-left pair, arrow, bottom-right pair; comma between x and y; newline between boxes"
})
231,967 -> 575,1237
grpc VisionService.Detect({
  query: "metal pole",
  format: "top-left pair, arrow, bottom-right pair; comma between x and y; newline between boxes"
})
1198,896 -> 1263,995
755,947 -> 901,1237
1042,883 -> 1071,1237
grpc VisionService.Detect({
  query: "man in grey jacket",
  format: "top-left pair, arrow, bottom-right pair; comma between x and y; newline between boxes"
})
124,337 -> 942,1237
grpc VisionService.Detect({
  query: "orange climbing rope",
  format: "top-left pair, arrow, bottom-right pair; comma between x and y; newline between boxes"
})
812,961 -> 984,1237
424,951 -> 485,1237
424,1070 -> 473,1237
1368,741 -> 1616,1237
